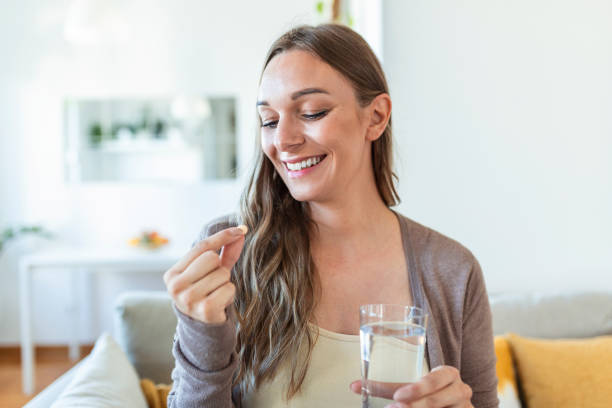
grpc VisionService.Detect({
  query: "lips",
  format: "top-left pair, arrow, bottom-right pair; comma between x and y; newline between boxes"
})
280,155 -> 327,180
282,154 -> 327,164
283,155 -> 327,172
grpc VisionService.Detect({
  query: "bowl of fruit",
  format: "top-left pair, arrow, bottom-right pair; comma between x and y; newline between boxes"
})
128,230 -> 169,250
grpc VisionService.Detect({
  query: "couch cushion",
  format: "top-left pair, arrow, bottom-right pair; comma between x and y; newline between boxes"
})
139,379 -> 171,408
50,332 -> 148,408
494,336 -> 521,408
23,357 -> 85,408
507,333 -> 612,408
113,291 -> 177,384
489,290 -> 612,338
111,289 -> 612,394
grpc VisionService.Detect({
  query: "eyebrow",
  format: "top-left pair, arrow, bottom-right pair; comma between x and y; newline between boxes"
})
256,87 -> 330,107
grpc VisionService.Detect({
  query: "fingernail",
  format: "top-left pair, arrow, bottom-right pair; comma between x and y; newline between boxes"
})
230,225 -> 247,235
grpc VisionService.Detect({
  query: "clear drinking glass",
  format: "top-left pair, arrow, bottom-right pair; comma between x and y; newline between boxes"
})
359,304 -> 428,408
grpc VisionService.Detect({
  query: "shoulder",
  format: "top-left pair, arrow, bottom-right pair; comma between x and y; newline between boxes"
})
397,212 -> 477,267
395,211 -> 481,292
396,213 -> 493,360
190,213 -> 240,248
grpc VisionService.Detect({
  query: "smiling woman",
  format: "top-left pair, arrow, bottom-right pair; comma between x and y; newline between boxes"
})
256,48 -> 393,204
164,23 -> 499,408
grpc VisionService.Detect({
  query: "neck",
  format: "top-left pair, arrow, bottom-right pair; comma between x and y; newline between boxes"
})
307,148 -> 398,249
308,187 -> 396,248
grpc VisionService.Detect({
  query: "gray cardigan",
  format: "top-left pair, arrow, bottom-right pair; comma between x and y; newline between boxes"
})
168,211 -> 499,408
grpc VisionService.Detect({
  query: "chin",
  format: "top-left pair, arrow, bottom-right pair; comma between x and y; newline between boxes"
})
287,189 -> 314,203
277,169 -> 330,203
287,185 -> 334,204
284,184 -> 320,203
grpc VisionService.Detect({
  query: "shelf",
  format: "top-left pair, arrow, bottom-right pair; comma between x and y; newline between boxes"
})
92,139 -> 193,154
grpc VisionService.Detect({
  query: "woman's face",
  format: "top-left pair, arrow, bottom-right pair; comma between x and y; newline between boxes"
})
257,50 -> 374,204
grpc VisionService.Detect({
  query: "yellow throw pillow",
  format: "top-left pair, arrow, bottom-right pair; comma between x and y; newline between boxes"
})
140,379 -> 171,408
506,333 -> 612,408
494,336 -> 521,408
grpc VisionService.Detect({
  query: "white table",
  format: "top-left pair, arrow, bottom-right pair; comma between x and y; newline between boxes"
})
19,245 -> 184,395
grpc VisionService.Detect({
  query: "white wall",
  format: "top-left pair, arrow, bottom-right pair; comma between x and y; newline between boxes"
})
383,0 -> 612,294
2,0 -> 611,346
0,0 -> 319,345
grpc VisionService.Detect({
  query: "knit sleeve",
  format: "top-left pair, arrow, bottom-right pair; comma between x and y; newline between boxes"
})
460,257 -> 499,408
167,215 -> 241,408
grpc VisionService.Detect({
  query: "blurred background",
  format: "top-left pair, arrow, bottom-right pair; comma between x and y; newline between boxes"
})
1,0 -> 610,352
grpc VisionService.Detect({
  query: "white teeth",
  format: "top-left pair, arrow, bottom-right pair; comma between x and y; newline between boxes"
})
286,156 -> 323,171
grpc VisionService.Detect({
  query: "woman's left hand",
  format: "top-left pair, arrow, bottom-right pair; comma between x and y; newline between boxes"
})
349,365 -> 474,408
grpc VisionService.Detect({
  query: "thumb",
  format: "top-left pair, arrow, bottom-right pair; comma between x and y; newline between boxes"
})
220,231 -> 246,269
349,380 -> 362,394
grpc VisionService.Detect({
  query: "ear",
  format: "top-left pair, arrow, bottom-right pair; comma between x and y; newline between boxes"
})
364,93 -> 391,142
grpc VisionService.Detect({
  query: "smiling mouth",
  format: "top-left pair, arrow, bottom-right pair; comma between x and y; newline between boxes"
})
284,155 -> 327,172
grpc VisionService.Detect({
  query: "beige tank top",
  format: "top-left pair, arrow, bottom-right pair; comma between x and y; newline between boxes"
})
241,324 -> 429,408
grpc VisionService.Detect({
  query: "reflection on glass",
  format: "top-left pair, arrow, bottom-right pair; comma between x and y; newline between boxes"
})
63,96 -> 237,183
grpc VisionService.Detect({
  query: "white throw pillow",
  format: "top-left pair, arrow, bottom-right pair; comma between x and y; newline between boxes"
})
50,332 -> 148,408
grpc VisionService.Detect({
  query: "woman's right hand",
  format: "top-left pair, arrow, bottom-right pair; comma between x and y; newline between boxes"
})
163,225 -> 247,324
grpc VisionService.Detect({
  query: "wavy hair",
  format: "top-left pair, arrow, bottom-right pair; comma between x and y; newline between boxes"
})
234,23 -> 400,400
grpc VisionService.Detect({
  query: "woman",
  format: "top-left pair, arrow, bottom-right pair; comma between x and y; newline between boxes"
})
164,24 -> 498,408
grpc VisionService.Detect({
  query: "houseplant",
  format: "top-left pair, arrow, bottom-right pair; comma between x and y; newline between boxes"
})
0,225 -> 55,254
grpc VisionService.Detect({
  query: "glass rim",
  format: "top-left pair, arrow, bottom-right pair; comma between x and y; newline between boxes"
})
359,303 -> 426,314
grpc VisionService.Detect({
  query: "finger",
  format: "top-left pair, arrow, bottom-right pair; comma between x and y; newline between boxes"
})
178,267 -> 231,309
196,225 -> 247,254
395,381 -> 472,408
200,281 -> 236,323
166,251 -> 221,296
164,226 -> 246,283
351,379 -> 405,400
220,234 -> 245,269
393,366 -> 459,402
370,381 -> 407,400
349,380 -> 361,394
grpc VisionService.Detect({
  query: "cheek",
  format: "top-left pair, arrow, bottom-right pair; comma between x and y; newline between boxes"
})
261,133 -> 275,158
260,134 -> 286,174
311,114 -> 361,153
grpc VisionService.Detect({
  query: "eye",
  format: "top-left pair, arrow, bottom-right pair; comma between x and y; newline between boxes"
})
302,110 -> 328,120
260,109 -> 328,129
261,120 -> 278,129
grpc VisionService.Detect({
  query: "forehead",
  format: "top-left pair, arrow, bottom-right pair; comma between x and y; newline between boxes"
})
258,49 -> 354,103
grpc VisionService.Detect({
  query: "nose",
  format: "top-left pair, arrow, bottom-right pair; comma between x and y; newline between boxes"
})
274,116 -> 304,152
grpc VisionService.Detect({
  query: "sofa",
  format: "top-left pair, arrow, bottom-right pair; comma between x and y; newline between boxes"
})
24,290 -> 612,408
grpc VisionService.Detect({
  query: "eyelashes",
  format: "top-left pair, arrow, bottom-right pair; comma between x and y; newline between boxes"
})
261,120 -> 278,128
302,110 -> 329,120
261,110 -> 329,129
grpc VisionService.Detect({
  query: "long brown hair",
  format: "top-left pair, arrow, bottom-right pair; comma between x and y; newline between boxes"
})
234,23 -> 400,400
